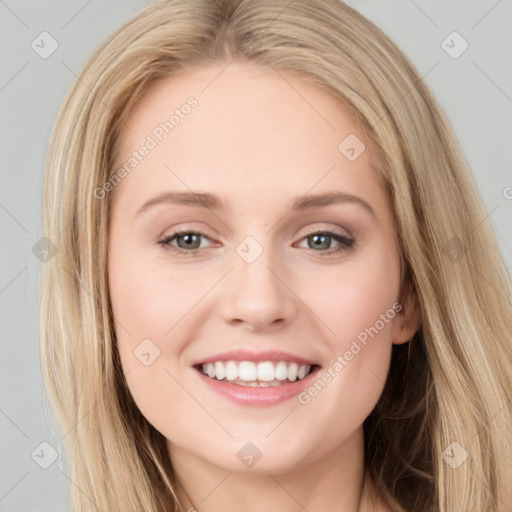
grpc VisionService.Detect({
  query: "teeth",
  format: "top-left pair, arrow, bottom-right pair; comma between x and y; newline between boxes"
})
214,361 -> 226,380
225,360 -> 238,380
257,361 -> 275,381
275,361 -> 289,380
239,361 -> 257,381
199,360 -> 313,384
288,362 -> 298,381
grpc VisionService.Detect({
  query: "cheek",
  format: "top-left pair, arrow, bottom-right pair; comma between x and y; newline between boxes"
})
108,246 -> 198,433
297,240 -> 400,411
108,239 -> 169,373
107,224 -> 401,451
108,243 -> 218,408
309,240 -> 400,344
109,244 -> 201,343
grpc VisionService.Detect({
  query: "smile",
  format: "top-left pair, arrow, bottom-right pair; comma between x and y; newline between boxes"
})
193,360 -> 321,406
197,360 -> 315,387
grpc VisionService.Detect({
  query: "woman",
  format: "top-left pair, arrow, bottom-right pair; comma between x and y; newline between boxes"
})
39,0 -> 512,510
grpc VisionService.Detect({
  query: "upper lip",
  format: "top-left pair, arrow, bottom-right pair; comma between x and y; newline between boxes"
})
191,349 -> 320,367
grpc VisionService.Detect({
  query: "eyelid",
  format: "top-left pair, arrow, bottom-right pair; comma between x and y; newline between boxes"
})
300,224 -> 353,240
157,222 -> 216,243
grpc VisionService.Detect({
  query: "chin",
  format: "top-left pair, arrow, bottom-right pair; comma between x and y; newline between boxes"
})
202,435 -> 315,475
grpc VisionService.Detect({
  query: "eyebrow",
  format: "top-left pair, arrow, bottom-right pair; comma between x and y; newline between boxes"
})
135,191 -> 376,218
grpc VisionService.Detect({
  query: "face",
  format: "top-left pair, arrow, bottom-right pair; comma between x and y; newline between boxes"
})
108,62 -> 417,475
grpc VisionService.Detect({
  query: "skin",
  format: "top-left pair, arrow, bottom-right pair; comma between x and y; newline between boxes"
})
108,62 -> 419,512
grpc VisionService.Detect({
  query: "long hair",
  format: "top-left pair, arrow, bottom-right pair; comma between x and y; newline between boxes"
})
39,0 -> 512,510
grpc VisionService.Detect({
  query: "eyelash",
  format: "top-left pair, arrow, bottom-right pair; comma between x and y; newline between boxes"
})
157,228 -> 355,257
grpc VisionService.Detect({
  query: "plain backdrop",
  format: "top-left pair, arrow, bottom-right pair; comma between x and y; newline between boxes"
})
0,0 -> 511,510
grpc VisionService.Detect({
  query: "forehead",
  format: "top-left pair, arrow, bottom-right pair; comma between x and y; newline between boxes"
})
113,62 -> 384,213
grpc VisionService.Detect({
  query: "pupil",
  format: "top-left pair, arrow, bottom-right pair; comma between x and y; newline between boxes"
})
181,234 -> 199,248
311,234 -> 329,250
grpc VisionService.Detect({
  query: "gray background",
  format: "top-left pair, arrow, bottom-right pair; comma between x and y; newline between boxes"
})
1,0 -> 511,510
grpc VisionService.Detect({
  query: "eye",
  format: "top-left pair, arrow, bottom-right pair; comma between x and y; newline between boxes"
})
158,230 -> 214,255
158,229 -> 355,257
295,230 -> 355,256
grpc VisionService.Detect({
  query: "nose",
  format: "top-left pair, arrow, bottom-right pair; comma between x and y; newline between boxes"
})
219,246 -> 298,332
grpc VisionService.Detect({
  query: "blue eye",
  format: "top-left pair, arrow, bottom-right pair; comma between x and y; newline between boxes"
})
158,229 -> 355,256
297,231 -> 355,254
158,231 -> 212,255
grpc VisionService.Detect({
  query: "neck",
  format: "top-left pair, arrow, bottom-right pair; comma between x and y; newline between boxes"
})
168,427 -> 378,512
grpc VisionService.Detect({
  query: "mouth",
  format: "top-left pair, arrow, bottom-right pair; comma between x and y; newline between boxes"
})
192,360 -> 321,388
190,349 -> 322,406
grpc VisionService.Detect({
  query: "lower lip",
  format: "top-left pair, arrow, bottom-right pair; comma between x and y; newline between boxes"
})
194,366 -> 321,406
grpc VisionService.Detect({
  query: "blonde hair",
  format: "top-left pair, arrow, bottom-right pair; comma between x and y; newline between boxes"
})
39,0 -> 512,510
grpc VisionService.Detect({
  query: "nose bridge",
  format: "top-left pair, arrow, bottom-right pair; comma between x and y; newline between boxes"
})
220,234 -> 296,330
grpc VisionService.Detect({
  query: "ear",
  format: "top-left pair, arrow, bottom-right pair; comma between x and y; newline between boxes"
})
391,272 -> 421,345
